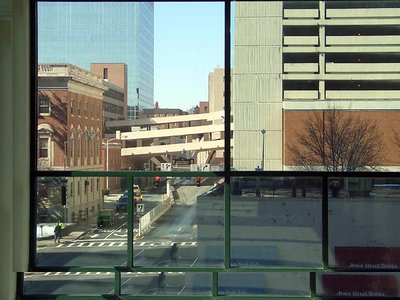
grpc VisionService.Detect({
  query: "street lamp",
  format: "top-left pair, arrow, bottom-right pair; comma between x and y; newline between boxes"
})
105,131 -> 121,190
261,129 -> 266,171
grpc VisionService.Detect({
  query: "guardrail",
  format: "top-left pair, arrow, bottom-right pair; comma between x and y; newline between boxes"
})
138,187 -> 175,236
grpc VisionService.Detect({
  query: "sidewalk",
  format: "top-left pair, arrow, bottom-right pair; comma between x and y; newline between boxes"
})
37,222 -> 94,248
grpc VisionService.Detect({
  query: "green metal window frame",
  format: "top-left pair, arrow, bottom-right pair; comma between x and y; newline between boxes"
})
23,0 -> 400,299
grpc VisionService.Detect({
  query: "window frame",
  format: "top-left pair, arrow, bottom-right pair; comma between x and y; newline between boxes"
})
27,0 -> 400,299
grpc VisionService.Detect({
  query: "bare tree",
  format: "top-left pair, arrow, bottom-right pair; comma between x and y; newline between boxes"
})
393,129 -> 400,152
288,108 -> 384,171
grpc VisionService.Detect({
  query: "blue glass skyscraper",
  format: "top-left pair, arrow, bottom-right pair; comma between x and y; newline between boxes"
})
38,2 -> 154,118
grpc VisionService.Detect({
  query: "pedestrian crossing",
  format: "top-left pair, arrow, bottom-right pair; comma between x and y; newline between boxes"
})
55,241 -> 197,248
26,271 -> 185,278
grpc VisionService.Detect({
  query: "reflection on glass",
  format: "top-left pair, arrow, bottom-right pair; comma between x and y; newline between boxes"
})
219,272 -> 310,296
231,177 -> 322,268
24,272 -> 115,295
121,272 -> 212,295
329,177 -> 400,269
316,272 -> 400,298
133,177 -> 224,268
36,176 -> 127,267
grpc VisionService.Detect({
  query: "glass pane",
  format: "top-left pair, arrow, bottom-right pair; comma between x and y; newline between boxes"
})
317,272 -> 400,298
121,272 -> 212,295
219,272 -> 310,296
232,0 -> 400,172
36,176 -> 127,267
37,1 -> 225,173
133,176 -> 224,267
231,176 -> 322,268
329,177 -> 400,269
24,272 -> 115,295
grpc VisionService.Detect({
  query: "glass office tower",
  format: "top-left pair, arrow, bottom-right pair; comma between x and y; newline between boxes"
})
38,2 -> 154,118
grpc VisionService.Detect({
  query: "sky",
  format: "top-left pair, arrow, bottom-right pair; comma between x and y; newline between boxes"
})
154,2 -> 224,111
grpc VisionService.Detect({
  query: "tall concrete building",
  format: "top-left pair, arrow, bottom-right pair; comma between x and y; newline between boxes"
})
208,67 -> 225,113
233,1 -> 400,171
38,2 -> 154,119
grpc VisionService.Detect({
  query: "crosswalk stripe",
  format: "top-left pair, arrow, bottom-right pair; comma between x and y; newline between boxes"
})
56,244 -> 63,248
140,242 -> 145,246
44,272 -> 51,276
67,243 -> 75,247
77,243 -> 85,247
108,242 -> 115,246
88,242 -> 95,247
118,242 -> 125,247
98,242 -> 105,247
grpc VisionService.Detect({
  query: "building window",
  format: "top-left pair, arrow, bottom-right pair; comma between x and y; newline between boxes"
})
77,134 -> 81,161
77,101 -> 80,116
70,98 -> 74,115
38,137 -> 49,158
38,96 -> 50,115
69,136 -> 74,165
85,134 -> 88,162
85,102 -> 87,117
77,181 -> 80,196
103,68 -> 108,80
70,180 -> 74,197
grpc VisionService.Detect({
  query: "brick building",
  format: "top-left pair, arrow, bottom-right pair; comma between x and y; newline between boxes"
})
37,64 -> 106,223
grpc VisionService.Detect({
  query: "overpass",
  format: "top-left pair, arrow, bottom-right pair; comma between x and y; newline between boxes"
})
111,110 -> 229,168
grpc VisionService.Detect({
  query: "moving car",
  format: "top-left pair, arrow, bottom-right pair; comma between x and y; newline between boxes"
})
116,185 -> 143,213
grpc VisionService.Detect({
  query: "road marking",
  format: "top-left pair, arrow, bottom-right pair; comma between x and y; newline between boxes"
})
44,272 -> 51,276
178,227 -> 182,232
190,257 -> 198,267
51,241 -> 198,248
90,234 -> 99,238
105,222 -> 127,239
178,286 -> 186,295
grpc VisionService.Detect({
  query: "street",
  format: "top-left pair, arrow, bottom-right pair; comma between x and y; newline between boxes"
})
27,180 -> 400,296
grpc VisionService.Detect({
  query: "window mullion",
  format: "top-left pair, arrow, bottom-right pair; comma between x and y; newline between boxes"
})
127,174 -> 134,268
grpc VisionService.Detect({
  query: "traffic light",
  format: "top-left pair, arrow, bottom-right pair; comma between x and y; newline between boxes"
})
154,176 -> 160,187
196,177 -> 201,187
61,185 -> 67,206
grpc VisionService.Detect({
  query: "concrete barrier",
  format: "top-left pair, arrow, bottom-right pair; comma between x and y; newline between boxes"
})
138,188 -> 175,236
